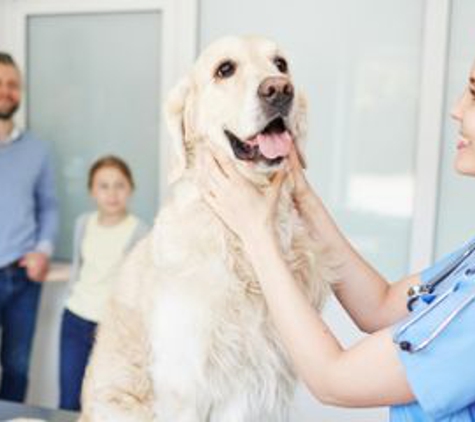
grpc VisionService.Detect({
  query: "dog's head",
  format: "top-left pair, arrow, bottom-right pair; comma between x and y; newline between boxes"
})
165,35 -> 307,183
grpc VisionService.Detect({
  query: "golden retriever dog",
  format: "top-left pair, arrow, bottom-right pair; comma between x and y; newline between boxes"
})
79,35 -> 333,422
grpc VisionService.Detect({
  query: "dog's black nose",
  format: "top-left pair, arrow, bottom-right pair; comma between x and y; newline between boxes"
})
258,77 -> 294,115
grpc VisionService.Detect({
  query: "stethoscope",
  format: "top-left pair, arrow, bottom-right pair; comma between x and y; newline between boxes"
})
393,241 -> 475,354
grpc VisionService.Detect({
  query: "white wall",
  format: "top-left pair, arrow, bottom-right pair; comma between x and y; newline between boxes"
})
0,1 -> 7,47
0,0 -> 14,52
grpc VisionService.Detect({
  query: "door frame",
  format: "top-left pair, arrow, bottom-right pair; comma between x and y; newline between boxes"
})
2,0 -> 198,200
409,0 -> 451,271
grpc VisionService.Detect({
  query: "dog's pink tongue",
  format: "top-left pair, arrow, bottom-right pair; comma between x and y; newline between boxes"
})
256,131 -> 292,159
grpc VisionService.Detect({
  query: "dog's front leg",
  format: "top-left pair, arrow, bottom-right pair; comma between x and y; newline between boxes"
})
153,391 -> 206,422
79,297 -> 155,422
151,362 -> 212,422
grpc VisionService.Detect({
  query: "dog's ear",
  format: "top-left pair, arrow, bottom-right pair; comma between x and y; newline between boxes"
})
164,76 -> 193,184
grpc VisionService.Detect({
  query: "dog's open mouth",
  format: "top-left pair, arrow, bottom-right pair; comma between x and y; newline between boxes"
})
224,117 -> 292,166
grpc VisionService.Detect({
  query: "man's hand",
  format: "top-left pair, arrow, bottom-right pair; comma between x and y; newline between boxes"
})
19,252 -> 50,282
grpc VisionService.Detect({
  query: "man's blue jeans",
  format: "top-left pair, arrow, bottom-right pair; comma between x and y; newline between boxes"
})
0,264 -> 42,402
59,308 -> 97,411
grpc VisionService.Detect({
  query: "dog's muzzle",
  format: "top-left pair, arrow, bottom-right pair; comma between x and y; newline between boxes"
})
224,116 -> 292,166
224,76 -> 296,167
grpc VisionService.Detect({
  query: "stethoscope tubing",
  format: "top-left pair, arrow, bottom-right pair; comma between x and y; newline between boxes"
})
411,288 -> 475,353
425,241 -> 475,292
394,241 -> 475,353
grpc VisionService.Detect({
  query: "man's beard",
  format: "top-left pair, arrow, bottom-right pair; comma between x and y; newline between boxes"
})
0,103 -> 19,120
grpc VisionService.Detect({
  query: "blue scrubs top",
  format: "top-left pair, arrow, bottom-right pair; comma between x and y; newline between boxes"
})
390,239 -> 475,421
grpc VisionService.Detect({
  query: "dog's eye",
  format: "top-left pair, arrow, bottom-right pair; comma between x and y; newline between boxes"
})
274,57 -> 288,74
215,61 -> 236,79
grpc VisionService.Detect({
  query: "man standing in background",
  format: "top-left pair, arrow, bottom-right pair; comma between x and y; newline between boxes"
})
0,52 -> 58,402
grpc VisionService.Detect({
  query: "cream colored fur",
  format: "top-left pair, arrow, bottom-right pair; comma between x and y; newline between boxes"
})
79,35 -> 333,422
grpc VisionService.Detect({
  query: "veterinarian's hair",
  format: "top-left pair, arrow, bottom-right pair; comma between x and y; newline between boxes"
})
0,52 -> 18,68
88,155 -> 135,190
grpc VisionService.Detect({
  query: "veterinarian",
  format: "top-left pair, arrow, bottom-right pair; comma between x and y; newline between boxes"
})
59,155 -> 149,411
199,60 -> 475,420
0,52 -> 59,402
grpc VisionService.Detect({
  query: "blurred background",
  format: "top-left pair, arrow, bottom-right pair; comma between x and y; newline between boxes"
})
1,0 -> 474,420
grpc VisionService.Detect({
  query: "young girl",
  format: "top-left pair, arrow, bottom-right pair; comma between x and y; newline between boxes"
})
59,155 -> 149,411
200,59 -> 475,420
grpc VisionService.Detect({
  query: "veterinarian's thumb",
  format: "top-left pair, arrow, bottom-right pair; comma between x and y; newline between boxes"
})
288,146 -> 313,205
268,170 -> 288,206
208,145 -> 241,180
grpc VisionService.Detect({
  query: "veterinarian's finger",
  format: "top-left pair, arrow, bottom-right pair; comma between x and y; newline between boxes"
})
202,147 -> 228,178
197,153 -> 213,189
288,143 -> 306,169
198,164 -> 223,202
268,170 -> 288,206
204,150 -> 231,190
289,146 -> 304,173
207,150 -> 250,199
201,188 -> 216,205
202,190 -> 224,221
208,145 -> 242,181
272,169 -> 288,190
296,148 -> 307,169
288,146 -> 309,193
201,190 -> 235,231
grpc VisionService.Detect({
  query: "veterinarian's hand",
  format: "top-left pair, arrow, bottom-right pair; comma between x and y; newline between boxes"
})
287,146 -> 324,234
199,147 -> 287,246
288,146 -> 318,211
